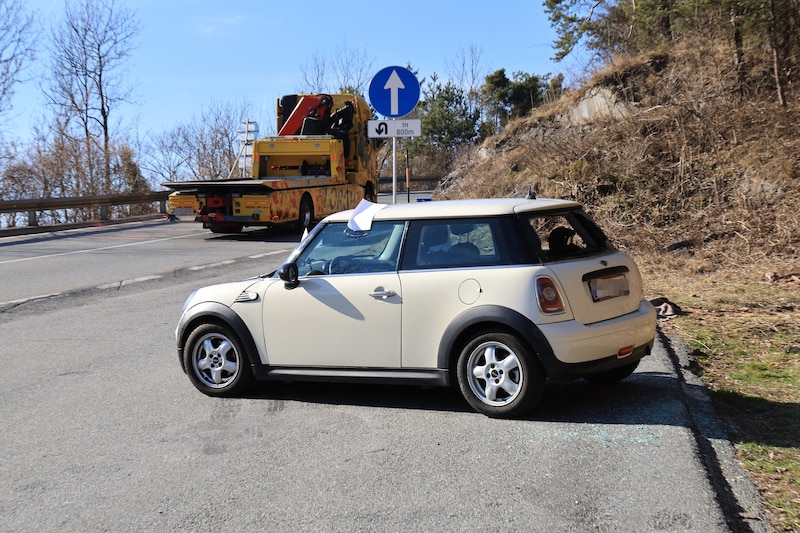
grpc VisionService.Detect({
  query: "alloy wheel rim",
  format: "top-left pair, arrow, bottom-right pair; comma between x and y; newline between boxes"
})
467,341 -> 523,406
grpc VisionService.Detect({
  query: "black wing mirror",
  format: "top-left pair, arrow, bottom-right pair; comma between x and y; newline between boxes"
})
277,263 -> 299,289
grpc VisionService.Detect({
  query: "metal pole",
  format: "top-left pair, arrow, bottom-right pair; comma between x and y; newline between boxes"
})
406,147 -> 410,203
392,135 -> 397,204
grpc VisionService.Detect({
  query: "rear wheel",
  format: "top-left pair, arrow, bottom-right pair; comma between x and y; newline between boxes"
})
364,182 -> 375,202
298,196 -> 314,231
456,331 -> 545,418
183,323 -> 253,396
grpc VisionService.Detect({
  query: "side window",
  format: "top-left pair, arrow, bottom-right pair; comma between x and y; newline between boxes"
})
404,219 -> 503,269
294,221 -> 405,275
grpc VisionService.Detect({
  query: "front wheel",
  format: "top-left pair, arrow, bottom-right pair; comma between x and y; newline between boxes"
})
456,331 -> 545,418
183,323 -> 253,396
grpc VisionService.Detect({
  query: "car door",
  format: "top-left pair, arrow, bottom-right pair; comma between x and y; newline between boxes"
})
398,218 -> 513,369
261,221 -> 404,368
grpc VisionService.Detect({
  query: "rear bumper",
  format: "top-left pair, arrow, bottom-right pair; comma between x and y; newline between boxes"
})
538,299 -> 656,378
200,214 -> 262,223
544,341 -> 653,381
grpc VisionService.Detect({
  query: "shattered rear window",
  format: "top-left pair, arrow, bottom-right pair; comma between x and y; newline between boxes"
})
524,209 -> 615,263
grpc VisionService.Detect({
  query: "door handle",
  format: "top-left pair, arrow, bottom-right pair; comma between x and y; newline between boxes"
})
369,287 -> 397,300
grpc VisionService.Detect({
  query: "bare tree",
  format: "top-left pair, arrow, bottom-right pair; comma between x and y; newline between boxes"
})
766,0 -> 788,107
144,99 -> 252,184
297,44 -> 375,95
332,43 -> 375,95
45,0 -> 139,194
729,4 -> 745,96
4,123 -> 78,224
297,52 -> 328,94
0,0 -> 36,120
445,45 -> 485,118
0,149 -> 42,226
144,125 -> 192,184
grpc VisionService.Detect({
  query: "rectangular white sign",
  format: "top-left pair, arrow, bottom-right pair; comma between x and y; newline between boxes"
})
367,119 -> 422,138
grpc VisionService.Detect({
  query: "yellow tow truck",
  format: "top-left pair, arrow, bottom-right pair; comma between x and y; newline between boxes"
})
163,93 -> 378,233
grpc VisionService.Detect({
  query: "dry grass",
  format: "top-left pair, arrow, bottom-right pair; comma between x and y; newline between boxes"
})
640,253 -> 800,531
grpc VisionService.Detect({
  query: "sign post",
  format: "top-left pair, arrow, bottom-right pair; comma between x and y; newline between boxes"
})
368,66 -> 421,203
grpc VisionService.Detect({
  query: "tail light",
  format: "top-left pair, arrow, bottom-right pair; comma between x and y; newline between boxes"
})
536,276 -> 565,314
207,196 -> 226,208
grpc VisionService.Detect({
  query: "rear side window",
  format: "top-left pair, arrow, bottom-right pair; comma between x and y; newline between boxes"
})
524,209 -> 614,263
401,218 -> 511,269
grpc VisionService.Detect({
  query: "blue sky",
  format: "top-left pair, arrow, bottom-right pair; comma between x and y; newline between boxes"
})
6,0 -> 577,140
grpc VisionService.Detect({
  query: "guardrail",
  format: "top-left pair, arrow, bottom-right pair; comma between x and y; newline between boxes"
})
0,180 -> 440,237
0,191 -> 171,236
377,175 -> 439,192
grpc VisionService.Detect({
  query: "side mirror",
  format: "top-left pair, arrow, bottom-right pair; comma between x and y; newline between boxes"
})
277,263 -> 299,289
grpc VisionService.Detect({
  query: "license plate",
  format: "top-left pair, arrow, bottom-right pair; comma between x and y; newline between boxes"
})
589,274 -> 629,302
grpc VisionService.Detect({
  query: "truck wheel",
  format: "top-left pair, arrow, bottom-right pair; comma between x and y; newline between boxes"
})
364,182 -> 375,202
298,196 -> 314,230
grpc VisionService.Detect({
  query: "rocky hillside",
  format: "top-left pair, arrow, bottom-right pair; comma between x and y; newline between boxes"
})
436,38 -> 800,268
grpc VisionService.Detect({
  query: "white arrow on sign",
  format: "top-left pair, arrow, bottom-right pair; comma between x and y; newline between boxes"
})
384,69 -> 406,116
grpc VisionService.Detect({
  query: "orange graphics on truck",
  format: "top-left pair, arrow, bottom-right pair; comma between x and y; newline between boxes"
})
163,93 -> 379,233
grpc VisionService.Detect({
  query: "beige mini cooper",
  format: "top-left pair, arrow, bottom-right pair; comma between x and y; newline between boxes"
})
176,197 -> 656,418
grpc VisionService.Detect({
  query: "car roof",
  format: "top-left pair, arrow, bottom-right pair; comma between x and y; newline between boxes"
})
323,197 -> 583,223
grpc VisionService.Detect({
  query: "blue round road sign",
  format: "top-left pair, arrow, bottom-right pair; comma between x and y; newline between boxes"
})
368,66 -> 420,118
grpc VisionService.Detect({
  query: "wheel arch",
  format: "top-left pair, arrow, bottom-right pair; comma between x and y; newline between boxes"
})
437,305 -> 557,383
177,302 -> 261,373
300,191 -> 313,208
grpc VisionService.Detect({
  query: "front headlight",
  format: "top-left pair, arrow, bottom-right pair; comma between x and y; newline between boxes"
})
180,289 -> 199,315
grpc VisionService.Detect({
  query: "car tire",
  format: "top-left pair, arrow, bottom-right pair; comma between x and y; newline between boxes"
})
456,331 -> 545,418
183,323 -> 253,396
583,361 -> 640,384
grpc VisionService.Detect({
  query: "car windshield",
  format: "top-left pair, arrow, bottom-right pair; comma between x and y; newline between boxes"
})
293,221 -> 405,276
524,209 -> 614,263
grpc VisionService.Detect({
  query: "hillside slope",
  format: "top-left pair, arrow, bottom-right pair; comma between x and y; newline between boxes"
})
437,39 -> 799,267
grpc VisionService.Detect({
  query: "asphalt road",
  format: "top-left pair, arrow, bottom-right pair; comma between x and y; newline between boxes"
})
0,191 -> 426,306
0,209 -> 768,532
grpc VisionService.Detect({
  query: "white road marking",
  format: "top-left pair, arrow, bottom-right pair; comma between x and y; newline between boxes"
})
188,260 -> 236,271
1,292 -> 63,306
249,250 -> 290,259
0,231 -> 209,265
95,275 -> 164,290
